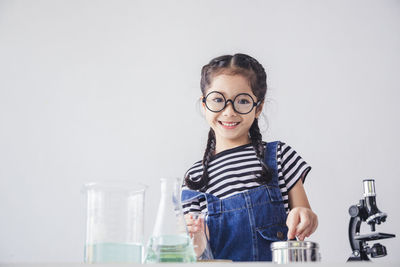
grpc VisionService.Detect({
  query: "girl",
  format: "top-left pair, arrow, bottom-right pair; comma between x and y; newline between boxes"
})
181,53 -> 318,261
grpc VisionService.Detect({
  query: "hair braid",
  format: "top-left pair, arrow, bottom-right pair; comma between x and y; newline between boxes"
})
249,118 -> 272,184
247,58 -> 267,100
185,128 -> 216,190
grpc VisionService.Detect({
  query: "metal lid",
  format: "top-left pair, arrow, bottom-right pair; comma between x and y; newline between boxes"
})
271,241 -> 319,250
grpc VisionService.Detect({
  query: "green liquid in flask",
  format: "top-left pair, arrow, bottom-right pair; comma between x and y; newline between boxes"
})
85,242 -> 142,263
145,234 -> 196,263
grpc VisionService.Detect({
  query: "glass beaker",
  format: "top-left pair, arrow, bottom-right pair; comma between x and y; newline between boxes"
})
83,181 -> 146,263
144,177 -> 196,263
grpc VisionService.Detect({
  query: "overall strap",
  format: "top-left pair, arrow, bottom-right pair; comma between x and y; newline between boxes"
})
264,141 -> 279,187
181,188 -> 221,215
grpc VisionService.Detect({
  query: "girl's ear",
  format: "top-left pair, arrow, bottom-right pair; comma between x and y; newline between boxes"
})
200,96 -> 207,114
255,101 -> 264,118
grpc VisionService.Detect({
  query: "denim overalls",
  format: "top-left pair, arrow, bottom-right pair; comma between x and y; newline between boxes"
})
181,141 -> 288,261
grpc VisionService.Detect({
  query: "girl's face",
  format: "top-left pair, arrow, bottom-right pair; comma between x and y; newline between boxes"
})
202,74 -> 263,150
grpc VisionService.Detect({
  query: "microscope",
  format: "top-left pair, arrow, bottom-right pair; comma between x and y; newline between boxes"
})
347,179 -> 395,261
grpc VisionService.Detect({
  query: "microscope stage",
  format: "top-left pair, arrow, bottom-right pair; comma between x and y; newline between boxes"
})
354,232 -> 396,241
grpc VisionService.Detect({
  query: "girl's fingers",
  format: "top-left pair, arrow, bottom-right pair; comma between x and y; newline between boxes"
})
187,225 -> 199,233
196,218 -> 205,231
297,225 -> 313,241
287,207 -> 318,241
186,213 -> 206,234
302,212 -> 317,238
185,214 -> 196,229
286,211 -> 300,240
299,211 -> 318,240
295,212 -> 310,237
311,215 -> 318,234
305,220 -> 317,238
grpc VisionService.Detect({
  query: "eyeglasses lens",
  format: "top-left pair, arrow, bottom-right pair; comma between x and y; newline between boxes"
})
205,92 -> 225,112
234,94 -> 253,114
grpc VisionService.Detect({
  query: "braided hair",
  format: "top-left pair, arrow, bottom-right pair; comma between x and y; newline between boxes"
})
185,53 -> 272,190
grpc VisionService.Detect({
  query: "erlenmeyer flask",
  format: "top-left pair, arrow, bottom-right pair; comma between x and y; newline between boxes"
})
83,181 -> 146,263
145,177 -> 196,263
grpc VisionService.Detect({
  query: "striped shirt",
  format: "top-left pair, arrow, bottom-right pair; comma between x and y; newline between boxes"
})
182,141 -> 311,214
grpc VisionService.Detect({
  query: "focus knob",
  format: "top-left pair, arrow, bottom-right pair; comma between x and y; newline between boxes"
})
349,205 -> 359,217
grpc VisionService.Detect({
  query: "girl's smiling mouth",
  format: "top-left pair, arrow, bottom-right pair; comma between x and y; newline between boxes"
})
219,121 -> 240,129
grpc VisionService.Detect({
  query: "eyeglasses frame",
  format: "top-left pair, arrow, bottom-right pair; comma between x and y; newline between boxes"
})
202,91 -> 261,115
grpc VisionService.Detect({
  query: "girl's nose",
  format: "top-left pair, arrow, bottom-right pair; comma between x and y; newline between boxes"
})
222,101 -> 237,116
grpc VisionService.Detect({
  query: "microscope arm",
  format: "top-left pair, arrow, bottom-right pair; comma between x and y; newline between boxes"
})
348,215 -> 370,261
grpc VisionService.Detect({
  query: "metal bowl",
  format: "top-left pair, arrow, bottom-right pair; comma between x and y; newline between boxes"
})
271,240 -> 321,263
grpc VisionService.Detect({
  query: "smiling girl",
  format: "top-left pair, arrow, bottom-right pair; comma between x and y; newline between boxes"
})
181,54 -> 318,261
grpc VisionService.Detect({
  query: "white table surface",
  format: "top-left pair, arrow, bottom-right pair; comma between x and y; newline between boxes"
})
0,263 -> 399,267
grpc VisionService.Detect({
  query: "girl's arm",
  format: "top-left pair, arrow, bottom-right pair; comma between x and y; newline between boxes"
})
286,176 -> 318,241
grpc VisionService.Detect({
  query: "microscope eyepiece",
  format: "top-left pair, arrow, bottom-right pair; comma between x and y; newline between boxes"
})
361,179 -> 387,228
363,179 -> 376,197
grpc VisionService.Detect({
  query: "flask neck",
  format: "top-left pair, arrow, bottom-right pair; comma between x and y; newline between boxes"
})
152,178 -> 186,237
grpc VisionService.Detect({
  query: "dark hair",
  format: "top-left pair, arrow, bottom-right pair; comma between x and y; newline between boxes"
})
185,53 -> 272,191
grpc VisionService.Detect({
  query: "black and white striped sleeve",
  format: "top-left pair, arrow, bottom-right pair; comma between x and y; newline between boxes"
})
181,189 -> 202,214
181,166 -> 207,214
278,142 -> 312,192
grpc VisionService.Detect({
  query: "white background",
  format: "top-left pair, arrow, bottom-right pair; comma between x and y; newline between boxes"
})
0,0 -> 399,263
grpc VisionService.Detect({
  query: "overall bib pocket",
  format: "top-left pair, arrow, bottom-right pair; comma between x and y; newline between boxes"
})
256,224 -> 288,242
254,224 -> 288,261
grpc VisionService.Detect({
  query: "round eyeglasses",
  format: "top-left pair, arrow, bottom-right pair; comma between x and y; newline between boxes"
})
202,91 -> 260,115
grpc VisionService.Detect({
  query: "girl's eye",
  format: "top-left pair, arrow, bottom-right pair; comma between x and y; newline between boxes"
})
238,99 -> 250,105
212,97 -> 224,103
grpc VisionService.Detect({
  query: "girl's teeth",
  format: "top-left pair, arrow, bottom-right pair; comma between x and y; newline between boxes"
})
221,122 -> 239,126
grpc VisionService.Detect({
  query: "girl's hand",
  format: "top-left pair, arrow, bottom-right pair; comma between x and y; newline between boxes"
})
184,213 -> 209,257
184,214 -> 204,238
286,207 -> 318,241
